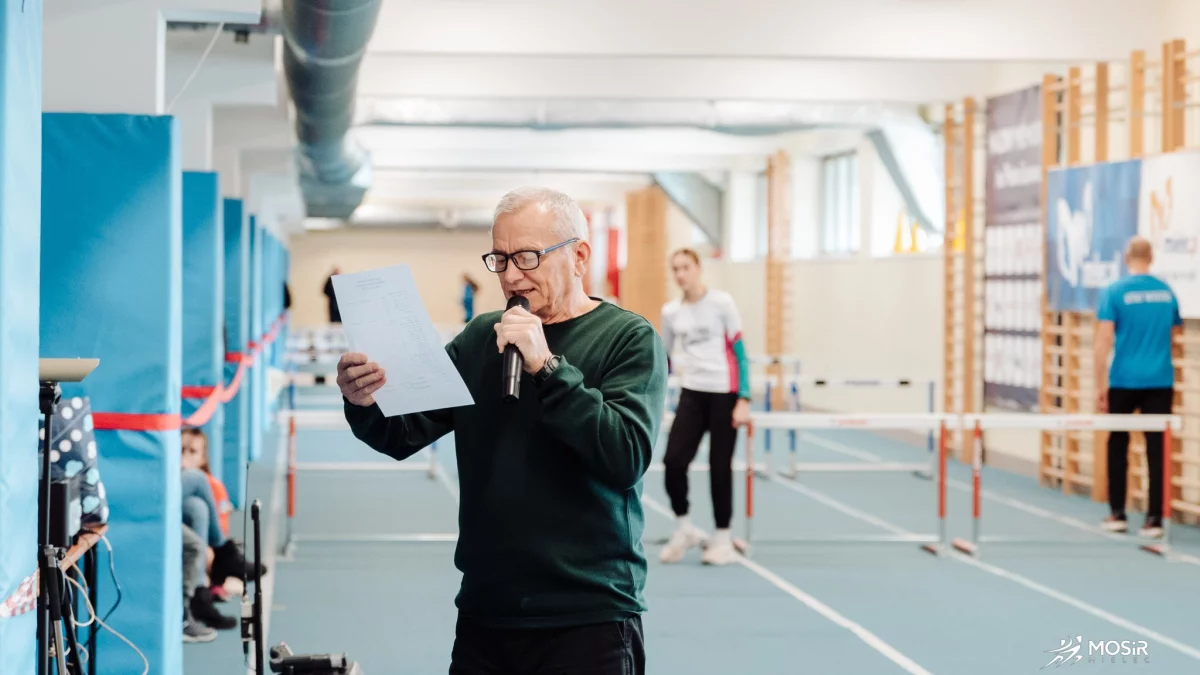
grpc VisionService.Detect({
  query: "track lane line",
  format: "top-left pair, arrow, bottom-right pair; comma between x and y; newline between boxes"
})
756,466 -> 1200,662
641,494 -> 933,675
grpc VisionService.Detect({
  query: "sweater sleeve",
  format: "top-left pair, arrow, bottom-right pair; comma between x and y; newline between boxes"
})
535,324 -> 668,491
342,334 -> 461,461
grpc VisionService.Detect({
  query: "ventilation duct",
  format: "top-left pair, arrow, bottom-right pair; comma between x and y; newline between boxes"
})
281,0 -> 381,218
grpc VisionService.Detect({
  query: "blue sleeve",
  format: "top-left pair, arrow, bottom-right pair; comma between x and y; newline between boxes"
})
1173,299 -> 1183,327
1097,287 -> 1116,322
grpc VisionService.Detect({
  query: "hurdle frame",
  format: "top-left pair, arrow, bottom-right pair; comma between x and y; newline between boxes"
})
763,375 -> 938,479
728,412 -> 951,556
951,413 -> 1183,558
277,383 -> 442,554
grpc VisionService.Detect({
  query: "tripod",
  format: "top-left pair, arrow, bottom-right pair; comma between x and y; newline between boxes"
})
38,381 -> 71,675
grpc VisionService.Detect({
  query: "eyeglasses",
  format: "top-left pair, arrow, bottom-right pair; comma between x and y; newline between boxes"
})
482,238 -> 579,273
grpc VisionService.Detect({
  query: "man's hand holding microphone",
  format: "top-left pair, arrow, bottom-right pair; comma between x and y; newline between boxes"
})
338,295 -> 549,407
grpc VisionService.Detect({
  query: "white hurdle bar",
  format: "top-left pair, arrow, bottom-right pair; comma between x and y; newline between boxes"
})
950,413 -> 1183,559
281,403 -> 1183,559
279,406 -> 441,554
659,410 -> 950,555
763,377 -> 938,479
659,411 -> 1182,558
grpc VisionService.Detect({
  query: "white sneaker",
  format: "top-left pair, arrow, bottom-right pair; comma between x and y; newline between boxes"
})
701,529 -> 738,566
1139,517 -> 1163,539
660,523 -> 706,564
1100,515 -> 1128,533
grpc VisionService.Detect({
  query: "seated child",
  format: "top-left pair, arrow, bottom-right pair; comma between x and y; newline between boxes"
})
181,428 -> 265,599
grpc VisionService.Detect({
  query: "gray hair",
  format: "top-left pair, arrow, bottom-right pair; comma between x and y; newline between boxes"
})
492,187 -> 588,242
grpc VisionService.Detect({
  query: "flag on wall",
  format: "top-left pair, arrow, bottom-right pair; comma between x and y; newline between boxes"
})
1138,151 -> 1200,318
1045,159 -> 1142,312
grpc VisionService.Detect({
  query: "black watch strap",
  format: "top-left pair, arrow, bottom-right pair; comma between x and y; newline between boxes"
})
534,355 -> 562,385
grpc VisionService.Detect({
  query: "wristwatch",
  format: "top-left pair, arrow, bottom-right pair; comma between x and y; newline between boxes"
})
534,354 -> 563,385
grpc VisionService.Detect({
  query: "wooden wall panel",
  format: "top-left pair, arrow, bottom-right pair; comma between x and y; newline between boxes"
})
765,151 -> 792,409
620,187 -> 668,331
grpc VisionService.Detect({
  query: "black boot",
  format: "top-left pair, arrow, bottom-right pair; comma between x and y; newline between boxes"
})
211,540 -> 267,585
190,586 -> 237,630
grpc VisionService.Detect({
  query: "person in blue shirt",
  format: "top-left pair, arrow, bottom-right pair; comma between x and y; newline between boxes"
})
1093,237 -> 1182,538
462,274 -> 479,323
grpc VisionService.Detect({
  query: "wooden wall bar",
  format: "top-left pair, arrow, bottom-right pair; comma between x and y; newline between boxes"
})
942,99 -> 983,459
1029,39 -> 1200,524
765,151 -> 792,409
621,186 -> 668,332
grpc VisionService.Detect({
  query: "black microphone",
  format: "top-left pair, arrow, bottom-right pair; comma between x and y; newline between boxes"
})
502,295 -> 529,402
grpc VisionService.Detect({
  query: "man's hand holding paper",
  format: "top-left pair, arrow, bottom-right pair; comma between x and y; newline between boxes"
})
330,264 -> 474,416
336,353 -> 386,406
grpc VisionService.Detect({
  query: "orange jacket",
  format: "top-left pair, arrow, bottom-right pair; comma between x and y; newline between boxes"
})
207,472 -> 233,536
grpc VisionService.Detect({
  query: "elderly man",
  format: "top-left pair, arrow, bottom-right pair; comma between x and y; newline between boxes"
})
1094,236 -> 1182,538
337,187 -> 667,674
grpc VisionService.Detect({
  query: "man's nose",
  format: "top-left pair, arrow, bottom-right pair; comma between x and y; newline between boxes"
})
501,263 -> 524,285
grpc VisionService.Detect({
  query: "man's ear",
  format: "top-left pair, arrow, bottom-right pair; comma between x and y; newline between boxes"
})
574,241 -> 592,277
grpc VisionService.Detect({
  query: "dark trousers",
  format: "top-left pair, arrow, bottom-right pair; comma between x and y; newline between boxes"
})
663,388 -> 739,529
1107,387 -> 1174,520
449,615 -> 645,675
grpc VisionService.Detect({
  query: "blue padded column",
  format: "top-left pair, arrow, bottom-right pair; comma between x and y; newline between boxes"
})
264,234 -> 278,416
268,234 -> 281,369
262,232 -> 274,416
223,198 -> 249,507
248,216 -> 264,459
182,171 -> 224,473
267,234 -> 283,403
0,2 -> 41,671
41,113 -> 182,675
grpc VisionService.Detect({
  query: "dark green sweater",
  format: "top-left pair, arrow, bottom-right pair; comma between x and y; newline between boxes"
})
344,300 -> 668,628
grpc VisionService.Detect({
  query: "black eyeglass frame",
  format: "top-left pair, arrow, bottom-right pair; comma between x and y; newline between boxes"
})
482,238 -> 580,273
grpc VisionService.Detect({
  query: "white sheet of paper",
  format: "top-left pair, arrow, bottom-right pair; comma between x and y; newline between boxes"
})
331,265 -> 474,417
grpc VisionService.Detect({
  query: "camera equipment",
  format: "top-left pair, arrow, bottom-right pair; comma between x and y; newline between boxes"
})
37,358 -> 99,675
50,478 -> 82,550
242,500 -> 266,673
269,643 -> 364,674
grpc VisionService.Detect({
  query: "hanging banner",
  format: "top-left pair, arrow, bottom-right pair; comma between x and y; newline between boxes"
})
1138,150 -> 1200,318
983,85 -> 1043,412
1046,159 -> 1142,312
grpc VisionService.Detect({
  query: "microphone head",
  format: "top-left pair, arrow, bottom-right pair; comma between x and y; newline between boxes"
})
507,294 -> 530,311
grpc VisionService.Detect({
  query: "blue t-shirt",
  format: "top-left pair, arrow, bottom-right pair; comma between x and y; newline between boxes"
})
1097,274 -> 1181,389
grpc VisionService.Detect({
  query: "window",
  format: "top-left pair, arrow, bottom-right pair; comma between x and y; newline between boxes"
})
819,153 -> 860,254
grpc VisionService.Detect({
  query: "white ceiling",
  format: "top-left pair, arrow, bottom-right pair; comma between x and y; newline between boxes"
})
171,0 -> 1192,231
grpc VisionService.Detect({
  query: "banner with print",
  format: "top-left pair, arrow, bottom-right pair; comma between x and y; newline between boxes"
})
1138,151 -> 1200,318
983,85 -> 1043,412
1045,159 -> 1142,312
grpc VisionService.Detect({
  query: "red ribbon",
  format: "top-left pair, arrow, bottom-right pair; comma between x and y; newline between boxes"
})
91,313 -> 288,432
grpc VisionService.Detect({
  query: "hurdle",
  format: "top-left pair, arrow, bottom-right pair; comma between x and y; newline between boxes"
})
743,412 -> 949,555
753,356 -> 801,473
659,410 -> 950,556
762,376 -> 938,479
951,413 -> 1183,558
277,391 -> 442,553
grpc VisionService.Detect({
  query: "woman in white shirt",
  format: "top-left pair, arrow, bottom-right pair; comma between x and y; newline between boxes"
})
658,248 -> 752,566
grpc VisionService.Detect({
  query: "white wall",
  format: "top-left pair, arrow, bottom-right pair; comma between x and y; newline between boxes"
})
288,228 -> 506,328
708,255 -> 942,412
